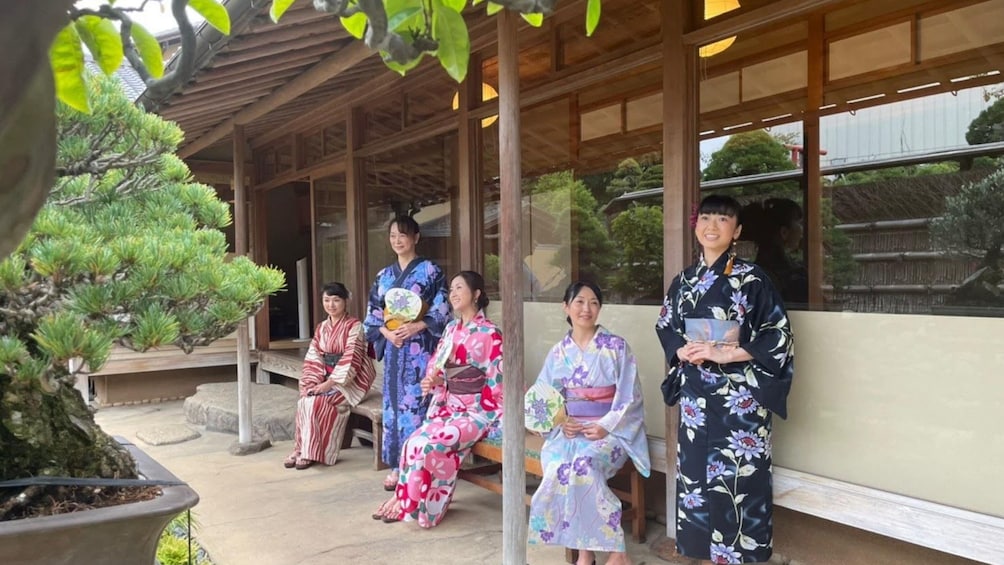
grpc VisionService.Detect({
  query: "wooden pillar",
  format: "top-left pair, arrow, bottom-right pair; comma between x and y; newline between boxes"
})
252,186 -> 271,356
805,13 -> 825,308
346,108 -> 369,318
233,124 -> 253,444
458,53 -> 484,272
662,0 -> 698,543
309,178 -> 320,323
498,10 -> 527,565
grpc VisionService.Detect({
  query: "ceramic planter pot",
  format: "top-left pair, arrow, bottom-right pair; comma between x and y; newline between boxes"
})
0,438 -> 199,565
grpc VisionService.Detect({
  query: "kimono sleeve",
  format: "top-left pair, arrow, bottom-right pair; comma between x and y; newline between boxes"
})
423,321 -> 454,416
363,269 -> 387,358
655,274 -> 687,406
742,267 -> 795,419
420,261 -> 450,339
299,323 -> 327,393
655,274 -> 687,366
596,341 -> 651,477
472,325 -> 504,418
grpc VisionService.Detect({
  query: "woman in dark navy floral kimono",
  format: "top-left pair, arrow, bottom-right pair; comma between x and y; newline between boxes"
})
364,215 -> 450,490
656,195 -> 794,564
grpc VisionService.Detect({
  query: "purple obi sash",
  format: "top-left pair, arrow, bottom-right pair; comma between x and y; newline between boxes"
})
564,385 -> 615,420
445,363 -> 487,394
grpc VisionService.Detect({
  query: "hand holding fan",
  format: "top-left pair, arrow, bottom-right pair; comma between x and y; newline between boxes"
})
524,381 -> 567,434
384,288 -> 424,330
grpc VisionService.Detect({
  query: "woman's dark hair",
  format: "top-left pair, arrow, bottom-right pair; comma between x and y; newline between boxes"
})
698,194 -> 743,223
388,215 -> 420,236
562,280 -> 603,326
321,282 -> 350,300
741,198 -> 803,244
453,270 -> 490,311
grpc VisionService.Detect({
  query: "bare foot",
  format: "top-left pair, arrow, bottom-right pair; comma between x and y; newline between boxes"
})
371,496 -> 397,520
575,549 -> 594,565
382,470 -> 399,490
380,497 -> 404,522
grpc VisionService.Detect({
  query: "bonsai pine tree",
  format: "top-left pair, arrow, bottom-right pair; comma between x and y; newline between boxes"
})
0,74 -> 284,510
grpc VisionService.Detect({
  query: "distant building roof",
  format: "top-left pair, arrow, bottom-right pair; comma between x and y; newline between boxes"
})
84,53 -> 148,102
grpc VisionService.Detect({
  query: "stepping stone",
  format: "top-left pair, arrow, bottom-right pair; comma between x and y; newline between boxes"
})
184,382 -> 298,441
136,424 -> 201,446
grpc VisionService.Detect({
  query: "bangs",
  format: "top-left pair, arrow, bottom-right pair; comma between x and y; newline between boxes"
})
698,194 -> 742,219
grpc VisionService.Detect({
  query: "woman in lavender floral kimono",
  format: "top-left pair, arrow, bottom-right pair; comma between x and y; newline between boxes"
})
364,215 -> 450,489
656,195 -> 794,565
529,281 -> 650,565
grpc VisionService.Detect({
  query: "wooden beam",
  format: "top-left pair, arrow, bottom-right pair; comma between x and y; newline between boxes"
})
179,41 -> 373,158
805,13 -> 825,308
662,0 -> 698,543
254,153 -> 347,193
197,46 -> 327,80
457,53 -> 482,272
161,81 -> 287,116
683,0 -> 843,47
181,68 -> 303,96
210,34 -> 345,67
497,11 -> 527,565
233,124 -> 254,443
249,67 -> 407,149
345,107 -> 368,319
227,18 -> 348,52
252,186 -> 271,353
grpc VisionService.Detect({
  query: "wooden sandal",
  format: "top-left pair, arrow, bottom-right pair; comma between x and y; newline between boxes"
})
283,454 -> 298,469
371,498 -> 395,520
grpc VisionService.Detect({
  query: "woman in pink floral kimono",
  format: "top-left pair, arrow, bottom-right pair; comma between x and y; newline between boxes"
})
283,282 -> 376,470
372,271 -> 503,527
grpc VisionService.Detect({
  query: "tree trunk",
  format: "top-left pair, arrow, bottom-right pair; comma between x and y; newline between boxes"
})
0,1 -> 70,259
0,376 -> 137,519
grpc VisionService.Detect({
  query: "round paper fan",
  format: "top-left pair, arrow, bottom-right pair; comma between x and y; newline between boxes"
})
524,381 -> 566,434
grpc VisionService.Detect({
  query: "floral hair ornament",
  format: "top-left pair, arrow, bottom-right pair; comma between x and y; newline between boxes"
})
524,381 -> 567,434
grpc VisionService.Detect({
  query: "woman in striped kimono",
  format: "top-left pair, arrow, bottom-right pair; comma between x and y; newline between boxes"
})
528,281 -> 650,565
283,282 -> 376,470
372,271 -> 503,527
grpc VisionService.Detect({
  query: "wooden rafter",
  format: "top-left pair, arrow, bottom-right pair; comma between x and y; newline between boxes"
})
179,41 -> 373,158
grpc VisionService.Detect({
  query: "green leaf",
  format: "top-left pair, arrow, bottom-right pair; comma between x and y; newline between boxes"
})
433,0 -> 470,82
521,12 -> 544,27
75,15 -> 124,75
189,0 -> 231,35
49,24 -> 89,113
383,53 -> 424,75
340,12 -> 368,39
471,0 -> 484,4
385,0 -> 425,32
486,2 -> 503,15
388,7 -> 422,31
443,0 -> 467,12
129,22 -> 164,79
586,0 -> 601,36
270,0 -> 298,23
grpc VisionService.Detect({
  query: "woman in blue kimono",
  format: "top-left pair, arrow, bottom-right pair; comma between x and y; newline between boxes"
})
528,281 -> 650,565
656,195 -> 794,564
364,215 -> 450,489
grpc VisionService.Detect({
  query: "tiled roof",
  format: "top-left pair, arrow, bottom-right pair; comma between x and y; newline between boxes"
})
84,53 -> 148,102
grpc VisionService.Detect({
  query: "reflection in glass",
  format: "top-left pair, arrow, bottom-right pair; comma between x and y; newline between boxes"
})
313,175 -> 348,318
363,133 -> 458,283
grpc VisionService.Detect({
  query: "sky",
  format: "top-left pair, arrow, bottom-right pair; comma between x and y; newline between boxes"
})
76,0 -> 196,34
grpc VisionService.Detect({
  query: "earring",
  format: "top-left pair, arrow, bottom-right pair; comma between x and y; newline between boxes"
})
724,240 -> 737,275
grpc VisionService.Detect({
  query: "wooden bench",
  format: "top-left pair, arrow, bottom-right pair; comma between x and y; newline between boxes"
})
458,431 -> 647,551
257,348 -> 385,470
